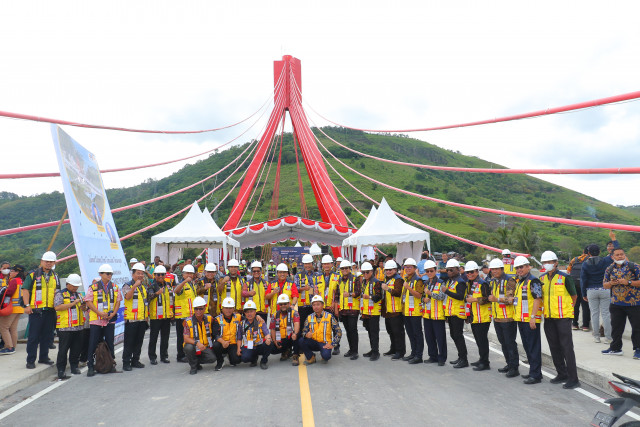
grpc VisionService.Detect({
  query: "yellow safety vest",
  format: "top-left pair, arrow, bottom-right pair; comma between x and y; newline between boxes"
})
444,277 -> 466,319
244,278 -> 267,312
402,275 -> 422,317
56,290 -> 84,329
218,276 -> 244,311
360,278 -> 381,316
149,281 -> 172,320
541,272 -> 574,319
423,278 -> 446,321
4,277 -> 24,314
89,281 -> 119,322
196,279 -> 217,315
174,282 -> 196,319
384,275 -> 403,314
314,272 -> 339,309
274,309 -> 297,340
513,277 -> 543,323
338,276 -> 359,312
296,272 -> 316,306
469,281 -> 491,323
184,314 -> 213,347
490,276 -> 515,320
376,269 -> 385,282
240,318 -> 266,346
124,282 -> 148,321
307,311 -> 333,343
28,269 -> 59,309
215,313 -> 241,345
269,280 -> 295,313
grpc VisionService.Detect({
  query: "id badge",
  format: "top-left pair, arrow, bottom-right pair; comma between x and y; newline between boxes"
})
98,302 -> 104,312
157,304 -> 164,317
247,340 -> 254,349
213,294 -> 218,302
71,308 -> 78,322
425,300 -> 431,311
513,297 -> 518,306
286,325 -> 292,335
275,330 -> 281,341
35,289 -> 42,305
132,298 -> 139,311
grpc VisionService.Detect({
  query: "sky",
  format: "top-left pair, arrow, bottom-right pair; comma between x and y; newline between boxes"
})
1,0 -> 640,209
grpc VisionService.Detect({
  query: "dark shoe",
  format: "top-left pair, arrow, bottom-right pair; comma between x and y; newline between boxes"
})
391,353 -> 403,360
572,323 -> 579,330
71,367 -> 81,375
250,360 -> 258,367
449,358 -> 460,365
260,361 -> 268,370
161,358 -> 170,364
215,361 -> 224,371
49,344 -> 56,350
524,377 -> 541,385
563,380 -> 580,389
473,363 -> 490,371
292,355 -> 300,366
343,350 -> 353,357
498,365 -> 510,373
424,358 -> 438,364
453,360 -> 469,369
550,375 -> 568,384
350,354 -> 359,360
402,355 -> 414,361
438,361 -> 445,366
470,360 -> 481,367
58,372 -> 70,380
332,347 -> 340,356
369,352 -> 380,361
189,368 -> 197,375
38,359 -> 55,366
87,368 -> 95,377
521,374 -> 530,379
363,351 -> 372,358
123,364 -> 132,371
26,362 -> 36,369
177,357 -> 188,363
505,369 -> 520,378
196,364 -> 202,371
150,359 -> 158,365
408,357 -> 422,365
132,361 -> 145,368
383,350 -> 394,356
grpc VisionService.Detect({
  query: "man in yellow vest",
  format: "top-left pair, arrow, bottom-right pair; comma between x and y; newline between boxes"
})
243,261 -> 269,321
266,259 -> 277,282
235,300 -> 272,369
314,255 -> 341,355
296,254 -> 318,331
266,263 -> 299,314
21,251 -> 61,369
212,297 -> 242,369
512,255 -> 544,384
300,295 -> 342,365
217,259 -> 244,314
183,296 -> 216,375
422,260 -> 447,365
122,262 -> 149,371
269,294 -> 301,365
195,255 -> 204,276
54,273 -> 85,379
84,264 -> 122,377
502,249 -> 516,276
334,259 -> 361,360
147,265 -> 172,365
196,263 -> 219,317
540,250 -> 580,389
174,264 -> 197,363
464,261 -> 492,371
487,258 -> 520,378
359,262 -> 382,361
381,260 -> 406,360
401,258 -> 425,364
443,259 -> 469,369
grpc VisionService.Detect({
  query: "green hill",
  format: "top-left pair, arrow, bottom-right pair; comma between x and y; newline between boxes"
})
2,126 -> 640,275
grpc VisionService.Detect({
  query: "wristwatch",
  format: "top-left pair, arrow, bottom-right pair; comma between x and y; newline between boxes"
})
628,279 -> 632,285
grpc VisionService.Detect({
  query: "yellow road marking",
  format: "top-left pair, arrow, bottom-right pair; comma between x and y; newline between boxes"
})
298,356 -> 315,427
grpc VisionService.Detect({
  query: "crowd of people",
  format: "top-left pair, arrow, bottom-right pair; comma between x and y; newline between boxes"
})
1,232 -> 638,387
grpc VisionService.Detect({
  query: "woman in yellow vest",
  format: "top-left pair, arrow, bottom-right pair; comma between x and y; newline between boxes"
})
122,263 -> 149,371
147,265 -> 172,364
212,297 -> 242,369
422,260 -> 447,366
401,259 -> 425,364
54,273 -> 85,379
0,265 -> 24,355
463,261 -> 492,371
174,264 -> 197,363
300,295 -> 342,364
539,251 -> 580,389
359,262 -> 382,361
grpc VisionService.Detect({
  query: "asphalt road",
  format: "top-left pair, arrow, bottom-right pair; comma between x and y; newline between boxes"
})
0,325 -> 638,426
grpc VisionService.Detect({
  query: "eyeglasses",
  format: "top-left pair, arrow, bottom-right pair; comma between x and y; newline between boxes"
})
425,269 -> 436,273
155,274 -> 166,277
102,272 -> 113,276
446,268 -> 456,272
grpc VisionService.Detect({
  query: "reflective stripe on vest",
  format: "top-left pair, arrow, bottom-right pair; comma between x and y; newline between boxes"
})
275,309 -> 295,340
541,272 -> 574,319
245,278 -> 266,312
89,282 -> 117,322
514,278 -> 542,323
308,312 -> 332,343
124,283 -> 148,321
360,278 -> 381,316
423,279 -> 446,321
402,276 -> 421,317
56,290 -> 84,328
174,282 -> 196,319
216,313 -> 240,344
29,269 -> 59,309
241,318 -> 266,346
470,281 -> 491,323
220,276 -> 243,311
186,314 -> 212,347
385,276 -> 403,314
269,281 -> 295,313
445,278 -> 466,319
339,276 -> 359,311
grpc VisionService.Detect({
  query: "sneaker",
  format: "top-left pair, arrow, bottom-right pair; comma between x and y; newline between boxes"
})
582,326 -> 590,332
593,336 -> 601,343
602,348 -> 623,356
572,324 -> 579,330
634,349 -> 640,360
0,347 -> 15,355
603,338 -> 612,345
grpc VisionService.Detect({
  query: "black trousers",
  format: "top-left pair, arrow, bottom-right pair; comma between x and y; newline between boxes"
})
384,315 -> 406,355
494,321 -> 519,369
543,318 -> 578,382
573,282 -> 590,327
423,318 -> 447,363
212,341 -> 241,365
404,316 -> 424,358
341,314 -> 359,353
447,316 -> 467,361
148,319 -> 171,360
175,319 -> 186,359
270,337 -> 299,355
610,304 -> 640,351
87,323 -> 115,368
362,316 -> 380,353
518,321 -> 542,380
470,322 -> 490,364
79,328 -> 91,363
240,343 -> 271,363
56,330 -> 83,373
184,344 -> 216,369
123,321 -> 147,365
324,308 -> 340,349
26,309 -> 56,363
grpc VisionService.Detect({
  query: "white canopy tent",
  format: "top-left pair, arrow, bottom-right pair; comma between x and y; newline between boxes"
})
342,198 -> 430,263
150,201 -> 240,265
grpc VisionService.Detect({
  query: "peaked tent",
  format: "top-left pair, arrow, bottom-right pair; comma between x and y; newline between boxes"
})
342,198 -> 430,262
151,201 -> 240,264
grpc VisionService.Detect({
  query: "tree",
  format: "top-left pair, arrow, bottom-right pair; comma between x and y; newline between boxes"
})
514,222 -> 540,255
627,246 -> 640,263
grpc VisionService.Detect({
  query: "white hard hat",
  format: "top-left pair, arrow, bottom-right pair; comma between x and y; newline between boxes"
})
66,274 -> 82,286
540,251 -> 558,262
465,261 -> 479,271
276,263 -> 288,272
502,249 -> 511,256
360,262 -> 373,271
339,260 -> 351,269
311,295 -> 324,304
445,259 -> 460,268
404,258 -> 417,267
182,265 -> 195,274
204,263 -> 217,272
250,261 -> 262,270
276,294 -> 290,304
193,296 -> 207,308
154,265 -> 167,274
228,259 -> 239,267
131,263 -> 145,272
302,254 -> 313,264
129,258 -> 138,264
384,260 -> 397,270
269,259 -> 274,263
513,256 -> 530,268
241,260 -> 247,265
489,258 -> 505,269
424,260 -> 437,270
243,300 -> 257,311
221,297 -> 235,308
336,257 -> 343,262
321,255 -> 333,264
42,251 -> 57,262
98,264 -> 113,273
196,255 -> 202,259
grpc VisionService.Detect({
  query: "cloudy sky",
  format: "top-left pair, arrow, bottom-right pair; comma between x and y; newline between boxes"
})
1,1 -> 639,208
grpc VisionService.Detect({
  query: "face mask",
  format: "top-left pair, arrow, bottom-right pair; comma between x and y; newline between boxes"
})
614,259 -> 625,265
543,264 -> 555,272
1,269 -> 9,275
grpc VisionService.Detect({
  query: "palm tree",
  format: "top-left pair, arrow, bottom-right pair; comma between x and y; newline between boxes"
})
514,222 -> 540,255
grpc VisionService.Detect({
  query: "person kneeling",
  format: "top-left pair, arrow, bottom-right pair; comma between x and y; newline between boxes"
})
183,297 -> 216,375
236,300 -> 271,369
300,295 -> 342,365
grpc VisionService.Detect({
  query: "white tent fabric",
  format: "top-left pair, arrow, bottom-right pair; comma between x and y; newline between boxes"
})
309,243 -> 322,255
342,198 -> 430,262
294,241 -> 302,247
151,201 -> 239,264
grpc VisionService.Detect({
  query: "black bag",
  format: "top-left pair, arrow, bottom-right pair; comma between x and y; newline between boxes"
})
94,342 -> 116,374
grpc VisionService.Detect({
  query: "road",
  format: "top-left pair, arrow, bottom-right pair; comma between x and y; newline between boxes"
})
0,326 -> 638,426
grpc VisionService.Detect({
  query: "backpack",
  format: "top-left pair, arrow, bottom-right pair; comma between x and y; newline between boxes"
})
94,342 -> 117,374
0,287 -> 12,316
